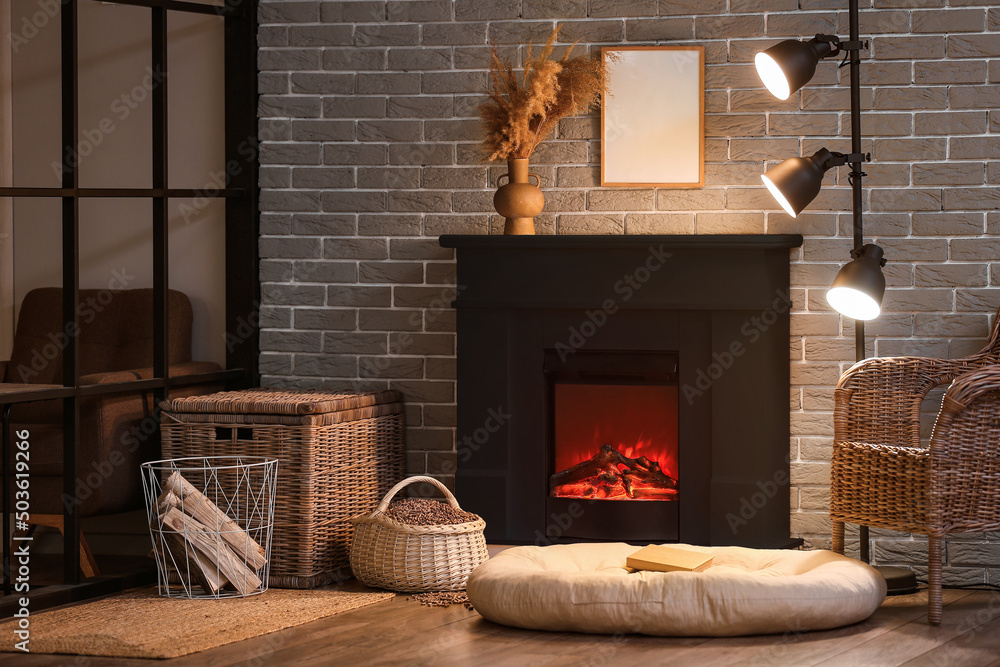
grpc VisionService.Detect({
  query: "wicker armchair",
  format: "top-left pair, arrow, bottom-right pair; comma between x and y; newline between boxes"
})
830,311 -> 1000,625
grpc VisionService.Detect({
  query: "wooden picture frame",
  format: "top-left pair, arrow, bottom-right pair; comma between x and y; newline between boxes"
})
601,46 -> 705,188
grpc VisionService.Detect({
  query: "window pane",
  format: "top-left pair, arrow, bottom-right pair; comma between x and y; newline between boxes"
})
168,12 -> 225,189
11,198 -> 61,339
170,198 -> 226,365
10,0 -> 62,188
79,198 -> 154,375
77,2 -> 153,189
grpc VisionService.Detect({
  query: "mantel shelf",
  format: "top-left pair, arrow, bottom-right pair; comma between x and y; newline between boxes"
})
443,233 -> 803,313
440,234 -> 804,250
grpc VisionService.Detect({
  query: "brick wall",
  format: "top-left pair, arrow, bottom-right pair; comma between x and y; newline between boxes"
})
257,0 -> 1000,584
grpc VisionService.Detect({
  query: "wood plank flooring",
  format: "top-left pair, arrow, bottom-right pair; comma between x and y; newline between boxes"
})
2,584 -> 1000,666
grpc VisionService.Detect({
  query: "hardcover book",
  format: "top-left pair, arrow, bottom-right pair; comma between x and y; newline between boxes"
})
626,545 -> 713,573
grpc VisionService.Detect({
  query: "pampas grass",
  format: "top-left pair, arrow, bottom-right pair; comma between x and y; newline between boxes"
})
480,27 -> 612,162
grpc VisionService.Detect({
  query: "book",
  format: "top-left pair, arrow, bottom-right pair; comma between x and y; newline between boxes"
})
625,545 -> 713,573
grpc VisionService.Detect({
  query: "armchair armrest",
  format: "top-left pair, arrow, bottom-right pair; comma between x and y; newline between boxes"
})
79,369 -> 143,386
132,361 -> 223,402
834,356 -> 973,448
165,361 -> 224,400
925,365 -> 1000,534
938,364 -> 1000,413
957,305 -> 1000,364
837,355 -> 971,394
132,361 -> 221,381
169,360 -> 221,379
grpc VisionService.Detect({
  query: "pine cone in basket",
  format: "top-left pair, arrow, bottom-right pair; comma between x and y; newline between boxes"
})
383,498 -> 479,526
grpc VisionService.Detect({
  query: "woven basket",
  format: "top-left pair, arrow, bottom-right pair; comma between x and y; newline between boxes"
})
160,389 -> 404,589
349,476 -> 488,592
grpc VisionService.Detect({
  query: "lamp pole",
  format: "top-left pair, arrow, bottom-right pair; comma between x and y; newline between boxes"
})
846,0 -> 871,564
845,0 -> 914,593
848,0 -> 867,369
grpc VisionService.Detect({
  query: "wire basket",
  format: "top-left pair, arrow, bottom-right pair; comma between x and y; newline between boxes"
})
141,456 -> 278,599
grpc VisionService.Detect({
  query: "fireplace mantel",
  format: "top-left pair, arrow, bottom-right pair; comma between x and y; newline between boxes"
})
443,234 -> 804,548
440,234 -> 803,312
440,234 -> 802,249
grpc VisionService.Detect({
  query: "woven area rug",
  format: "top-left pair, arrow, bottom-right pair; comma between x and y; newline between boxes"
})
0,587 -> 394,659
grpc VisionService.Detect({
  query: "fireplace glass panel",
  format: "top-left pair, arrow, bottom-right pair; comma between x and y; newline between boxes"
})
551,383 -> 679,501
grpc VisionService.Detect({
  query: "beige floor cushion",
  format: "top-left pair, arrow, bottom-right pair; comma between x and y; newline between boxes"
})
467,542 -> 886,637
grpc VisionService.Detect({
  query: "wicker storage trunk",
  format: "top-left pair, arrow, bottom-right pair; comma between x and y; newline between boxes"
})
160,388 -> 405,589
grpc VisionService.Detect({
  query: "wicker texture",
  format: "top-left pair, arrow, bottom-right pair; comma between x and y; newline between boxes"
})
830,309 -> 1000,625
159,401 -> 402,426
167,388 -> 400,416
161,390 -> 404,589
350,476 -> 488,592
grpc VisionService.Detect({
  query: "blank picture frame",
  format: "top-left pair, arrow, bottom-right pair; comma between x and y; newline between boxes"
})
601,46 -> 705,188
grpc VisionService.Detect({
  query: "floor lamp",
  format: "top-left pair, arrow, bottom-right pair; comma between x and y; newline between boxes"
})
752,0 -> 917,595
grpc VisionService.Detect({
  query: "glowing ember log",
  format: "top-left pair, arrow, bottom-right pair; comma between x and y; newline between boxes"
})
550,443 -> 678,500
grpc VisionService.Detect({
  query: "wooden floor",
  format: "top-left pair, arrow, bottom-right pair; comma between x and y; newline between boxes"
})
3,584 -> 1000,666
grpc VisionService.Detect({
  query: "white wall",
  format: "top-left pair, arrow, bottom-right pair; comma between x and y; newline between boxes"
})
9,1 -> 226,365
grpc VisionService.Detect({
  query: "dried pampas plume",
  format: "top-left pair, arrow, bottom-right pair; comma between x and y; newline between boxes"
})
479,26 -> 614,162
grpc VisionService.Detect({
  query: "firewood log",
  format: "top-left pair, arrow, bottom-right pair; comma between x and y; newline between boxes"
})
550,443 -> 678,499
153,492 -> 230,594
160,508 -> 262,596
164,471 -> 268,570
549,444 -> 624,490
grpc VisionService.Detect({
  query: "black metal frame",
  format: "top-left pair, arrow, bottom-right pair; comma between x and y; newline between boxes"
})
844,0 -> 869,368
1,0 -> 258,602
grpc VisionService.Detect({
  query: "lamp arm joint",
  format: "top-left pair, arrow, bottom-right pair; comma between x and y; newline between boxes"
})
812,34 -> 867,54
849,245 -> 888,267
826,152 -> 851,168
828,151 -> 870,166
813,33 -> 843,58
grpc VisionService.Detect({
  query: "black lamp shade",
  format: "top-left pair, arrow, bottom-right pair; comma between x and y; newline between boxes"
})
760,148 -> 836,218
754,37 -> 837,100
827,244 -> 886,321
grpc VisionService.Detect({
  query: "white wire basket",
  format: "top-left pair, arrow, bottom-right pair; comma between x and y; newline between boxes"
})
141,456 -> 278,599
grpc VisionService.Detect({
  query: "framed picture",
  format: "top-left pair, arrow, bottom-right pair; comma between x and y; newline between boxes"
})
601,46 -> 704,188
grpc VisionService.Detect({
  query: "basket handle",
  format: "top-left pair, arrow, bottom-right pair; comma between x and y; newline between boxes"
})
375,476 -> 462,513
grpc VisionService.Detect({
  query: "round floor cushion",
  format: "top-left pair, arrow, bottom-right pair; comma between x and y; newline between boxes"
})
467,543 -> 886,637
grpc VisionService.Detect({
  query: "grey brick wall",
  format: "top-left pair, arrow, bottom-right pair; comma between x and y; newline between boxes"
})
258,0 -> 1000,583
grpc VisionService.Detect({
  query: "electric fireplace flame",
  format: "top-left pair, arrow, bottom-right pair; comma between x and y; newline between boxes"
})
551,442 -> 678,500
550,383 -> 679,501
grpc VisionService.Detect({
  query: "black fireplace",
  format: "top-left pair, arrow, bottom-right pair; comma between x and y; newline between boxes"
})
442,234 -> 803,549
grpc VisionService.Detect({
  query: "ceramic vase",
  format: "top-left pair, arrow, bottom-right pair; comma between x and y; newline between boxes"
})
493,158 -> 544,235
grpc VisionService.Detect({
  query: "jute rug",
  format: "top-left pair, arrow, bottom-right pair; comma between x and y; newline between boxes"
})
0,586 -> 394,659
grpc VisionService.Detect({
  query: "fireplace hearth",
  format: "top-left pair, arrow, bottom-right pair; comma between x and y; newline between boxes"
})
442,234 -> 803,548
